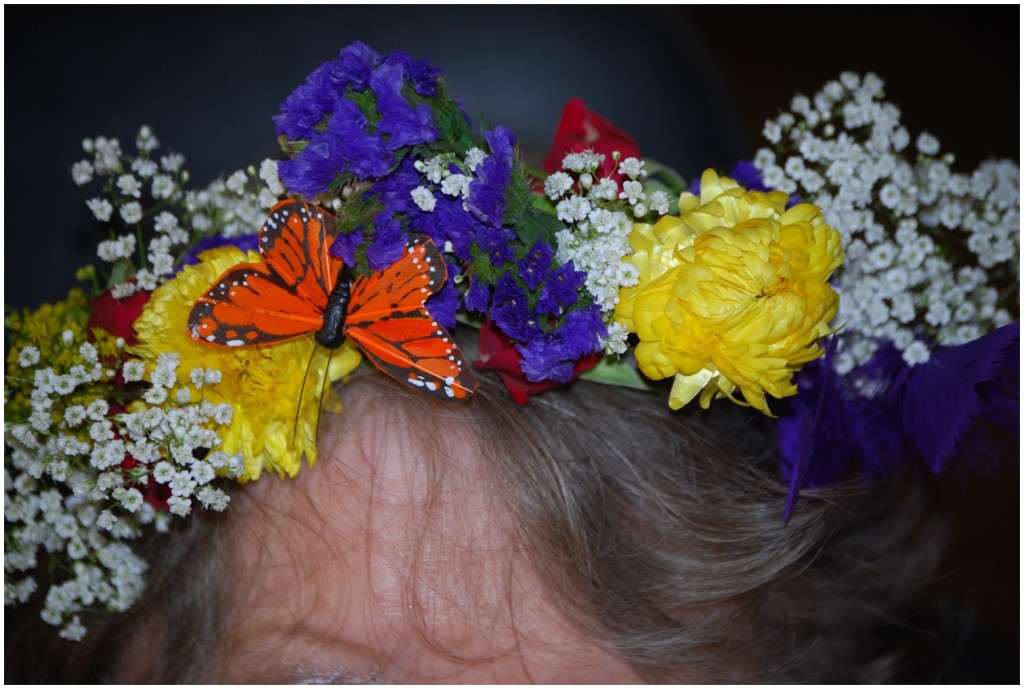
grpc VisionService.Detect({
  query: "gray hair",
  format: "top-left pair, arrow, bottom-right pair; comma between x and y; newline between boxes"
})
5,360 -> 951,682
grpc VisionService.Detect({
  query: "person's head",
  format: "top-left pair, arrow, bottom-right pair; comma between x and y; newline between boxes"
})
7,38 -> 1016,685
9,353 -> 950,683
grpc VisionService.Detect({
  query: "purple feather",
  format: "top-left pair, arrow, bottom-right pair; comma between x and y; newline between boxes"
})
780,336 -> 841,519
889,323 -> 1020,472
778,339 -> 921,517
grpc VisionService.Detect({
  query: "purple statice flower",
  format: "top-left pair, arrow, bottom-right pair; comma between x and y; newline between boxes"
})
278,102 -> 392,196
328,227 -> 364,268
337,40 -> 380,90
473,224 -> 517,268
467,127 -> 516,228
553,305 -> 606,360
323,103 -> 392,179
518,240 -> 554,291
490,274 -> 541,343
182,233 -> 259,266
517,336 -> 576,384
364,213 -> 407,271
514,305 -> 605,384
367,158 -> 475,264
273,60 -> 350,140
536,261 -> 585,315
405,193 -> 480,263
275,42 -> 447,197
464,276 -> 491,313
368,156 -> 421,215
425,267 -> 461,330
370,62 -> 439,150
425,197 -> 476,261
491,264 -> 604,384
384,50 -> 441,97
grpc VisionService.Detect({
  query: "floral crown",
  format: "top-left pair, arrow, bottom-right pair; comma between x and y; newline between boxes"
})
5,41 -> 1019,641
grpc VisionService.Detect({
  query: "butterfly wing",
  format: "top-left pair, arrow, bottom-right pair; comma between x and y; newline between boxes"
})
258,201 -> 340,304
189,262 -> 327,346
344,235 -> 477,401
188,200 -> 344,347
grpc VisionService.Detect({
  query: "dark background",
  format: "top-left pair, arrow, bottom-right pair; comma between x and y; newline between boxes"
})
4,4 -> 1018,675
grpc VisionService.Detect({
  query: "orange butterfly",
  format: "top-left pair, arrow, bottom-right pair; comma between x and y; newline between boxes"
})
187,200 -> 477,401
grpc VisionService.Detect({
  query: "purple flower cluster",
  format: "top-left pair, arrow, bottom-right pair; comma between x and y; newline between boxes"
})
275,43 -> 607,385
415,126 -> 606,381
481,239 -> 604,383
275,41 -> 442,197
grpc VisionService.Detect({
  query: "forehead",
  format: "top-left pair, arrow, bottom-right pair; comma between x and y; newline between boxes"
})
206,406 -> 640,683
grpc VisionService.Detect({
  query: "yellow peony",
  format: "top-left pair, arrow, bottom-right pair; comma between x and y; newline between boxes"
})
614,169 -> 843,415
131,247 -> 362,480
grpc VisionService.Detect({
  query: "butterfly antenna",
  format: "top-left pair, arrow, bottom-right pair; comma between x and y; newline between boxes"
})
314,347 -> 335,447
294,343 -> 319,448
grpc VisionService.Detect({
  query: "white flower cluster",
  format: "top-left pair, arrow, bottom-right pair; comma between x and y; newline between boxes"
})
4,332 -> 242,640
77,126 -> 286,298
754,72 -> 1019,373
545,152 -> 662,355
408,147 -> 488,215
188,158 -> 285,240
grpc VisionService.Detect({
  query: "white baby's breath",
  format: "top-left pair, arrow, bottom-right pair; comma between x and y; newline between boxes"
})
754,72 -> 1019,372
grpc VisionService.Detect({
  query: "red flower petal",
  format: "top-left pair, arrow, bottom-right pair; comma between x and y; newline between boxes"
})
88,287 -> 151,345
542,97 -> 641,182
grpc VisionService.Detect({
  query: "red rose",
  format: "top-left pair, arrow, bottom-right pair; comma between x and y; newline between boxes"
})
475,320 -> 601,405
88,287 -> 151,345
542,97 -> 641,180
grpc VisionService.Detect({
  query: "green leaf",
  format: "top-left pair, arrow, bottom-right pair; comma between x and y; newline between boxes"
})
347,87 -> 381,126
106,261 -> 132,289
518,206 -> 565,248
579,355 -> 652,390
643,157 -> 689,199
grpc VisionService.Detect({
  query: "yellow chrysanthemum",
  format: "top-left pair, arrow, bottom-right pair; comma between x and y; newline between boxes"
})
614,169 -> 843,415
131,247 -> 363,480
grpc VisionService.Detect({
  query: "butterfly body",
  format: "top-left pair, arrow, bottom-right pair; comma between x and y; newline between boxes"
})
316,271 -> 350,349
188,200 -> 476,401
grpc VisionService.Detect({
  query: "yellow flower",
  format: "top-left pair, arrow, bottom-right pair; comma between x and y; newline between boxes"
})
131,247 -> 362,480
614,169 -> 843,415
